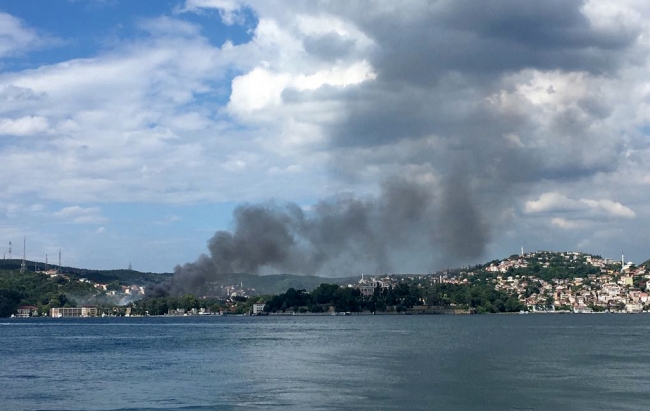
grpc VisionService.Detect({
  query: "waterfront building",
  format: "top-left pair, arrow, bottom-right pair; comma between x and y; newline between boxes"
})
50,306 -> 98,318
16,306 -> 37,318
252,303 -> 266,314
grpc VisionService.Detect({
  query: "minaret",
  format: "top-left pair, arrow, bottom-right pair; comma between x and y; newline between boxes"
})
58,249 -> 62,274
621,253 -> 625,272
521,246 -> 524,257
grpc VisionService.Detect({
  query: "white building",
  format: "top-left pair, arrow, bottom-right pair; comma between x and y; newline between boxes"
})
252,303 -> 266,315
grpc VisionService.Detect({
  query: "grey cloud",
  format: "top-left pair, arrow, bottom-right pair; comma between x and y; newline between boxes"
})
318,0 -> 639,264
358,0 -> 638,87
303,33 -> 357,61
441,0 -> 636,51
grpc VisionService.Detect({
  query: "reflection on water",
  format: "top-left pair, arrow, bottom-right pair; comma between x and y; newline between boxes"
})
2,315 -> 650,411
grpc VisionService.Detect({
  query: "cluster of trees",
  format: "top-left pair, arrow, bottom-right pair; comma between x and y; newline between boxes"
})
426,283 -> 524,313
263,282 -> 524,314
264,284 -> 373,313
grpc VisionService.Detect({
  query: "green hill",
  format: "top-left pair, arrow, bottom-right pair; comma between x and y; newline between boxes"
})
0,259 -> 172,285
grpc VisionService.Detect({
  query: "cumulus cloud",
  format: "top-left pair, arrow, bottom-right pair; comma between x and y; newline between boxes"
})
580,199 -> 636,219
54,206 -> 106,224
525,192 -> 636,220
524,193 -> 586,214
551,218 -> 588,230
0,116 -> 49,136
228,61 -> 376,115
0,12 -> 42,58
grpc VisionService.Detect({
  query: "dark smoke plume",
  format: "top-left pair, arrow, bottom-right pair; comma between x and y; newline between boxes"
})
151,174 -> 490,297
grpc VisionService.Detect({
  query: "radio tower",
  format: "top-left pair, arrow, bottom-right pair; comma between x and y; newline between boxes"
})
8,241 -> 12,260
20,237 -> 26,274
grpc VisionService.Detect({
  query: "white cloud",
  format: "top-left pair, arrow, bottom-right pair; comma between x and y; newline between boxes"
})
580,199 -> 636,219
0,16 -> 260,203
0,116 -> 49,136
0,13 -> 41,58
525,192 -> 636,219
228,67 -> 291,113
551,218 -> 588,230
54,206 -> 105,224
177,0 -> 245,24
582,0 -> 647,38
293,60 -> 377,90
227,61 -> 376,115
524,192 -> 583,214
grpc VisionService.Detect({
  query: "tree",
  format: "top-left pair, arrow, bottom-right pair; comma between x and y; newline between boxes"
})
0,289 -> 22,317
311,283 -> 339,305
505,297 -> 523,312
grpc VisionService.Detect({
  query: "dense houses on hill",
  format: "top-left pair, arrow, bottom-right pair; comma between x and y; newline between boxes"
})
467,251 -> 649,313
347,251 -> 650,314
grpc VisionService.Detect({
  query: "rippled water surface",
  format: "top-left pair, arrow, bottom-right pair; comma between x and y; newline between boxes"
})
2,314 -> 650,411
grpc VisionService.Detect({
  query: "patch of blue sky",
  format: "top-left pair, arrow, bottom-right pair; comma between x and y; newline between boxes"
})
185,82 -> 233,115
25,201 -> 240,271
180,4 -> 257,47
0,1 -> 257,70
100,201 -> 236,230
0,1 -> 149,66
637,125 -> 650,136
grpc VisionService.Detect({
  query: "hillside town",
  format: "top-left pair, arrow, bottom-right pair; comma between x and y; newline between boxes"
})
345,251 -> 650,314
463,251 -> 649,313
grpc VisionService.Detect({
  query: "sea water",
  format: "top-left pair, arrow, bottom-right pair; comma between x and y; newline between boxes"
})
1,314 -> 650,411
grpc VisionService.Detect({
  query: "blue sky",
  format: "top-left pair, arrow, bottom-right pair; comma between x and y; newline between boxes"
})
1,0 -> 650,274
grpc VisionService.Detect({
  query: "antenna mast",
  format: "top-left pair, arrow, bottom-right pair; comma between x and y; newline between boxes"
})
20,237 -> 26,274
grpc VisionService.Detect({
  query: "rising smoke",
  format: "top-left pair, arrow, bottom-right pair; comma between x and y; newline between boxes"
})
151,174 -> 489,297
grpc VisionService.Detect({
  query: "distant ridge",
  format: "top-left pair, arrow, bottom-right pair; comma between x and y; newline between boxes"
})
0,259 -> 172,285
0,249 -> 639,296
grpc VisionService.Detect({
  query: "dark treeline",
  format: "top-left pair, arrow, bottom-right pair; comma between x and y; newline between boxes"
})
264,282 -> 524,314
